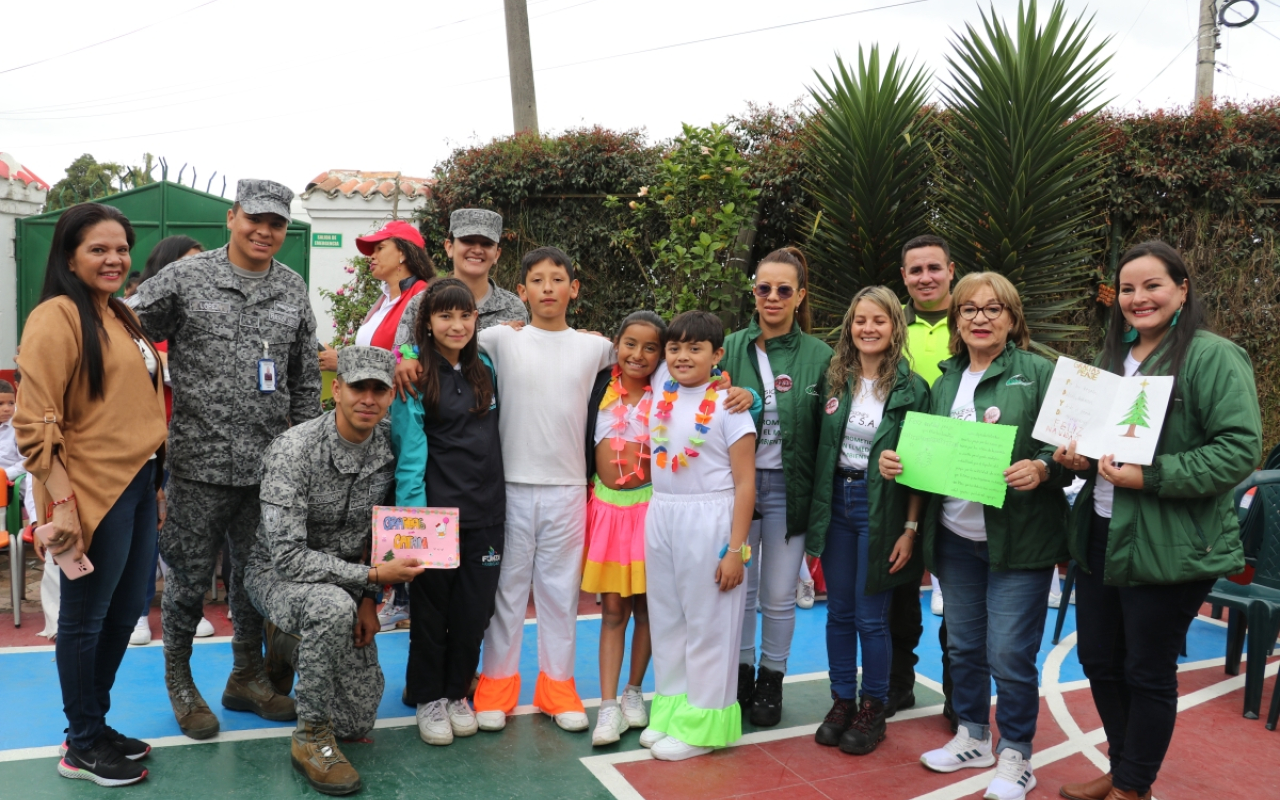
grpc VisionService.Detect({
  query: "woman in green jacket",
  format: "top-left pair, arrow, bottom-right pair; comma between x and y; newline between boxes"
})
880,272 -> 1070,800
719,246 -> 832,727
807,287 -> 929,756
1053,242 -> 1262,800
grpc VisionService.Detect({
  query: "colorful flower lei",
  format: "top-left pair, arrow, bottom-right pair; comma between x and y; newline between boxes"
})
652,378 -> 717,472
602,364 -> 652,486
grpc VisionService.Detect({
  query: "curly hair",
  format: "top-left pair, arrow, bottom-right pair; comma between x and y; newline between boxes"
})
825,286 -> 908,403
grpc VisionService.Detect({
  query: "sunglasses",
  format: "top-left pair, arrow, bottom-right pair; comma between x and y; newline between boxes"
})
753,283 -> 796,300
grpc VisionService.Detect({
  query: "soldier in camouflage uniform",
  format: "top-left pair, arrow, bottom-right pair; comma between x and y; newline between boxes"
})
245,347 -> 425,796
131,179 -> 322,739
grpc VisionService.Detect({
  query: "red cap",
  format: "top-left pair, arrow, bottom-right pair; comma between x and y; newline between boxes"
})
356,220 -> 425,255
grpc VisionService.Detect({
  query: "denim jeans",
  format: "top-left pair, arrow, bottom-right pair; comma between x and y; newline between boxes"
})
935,527 -> 1051,759
821,475 -> 892,703
58,462 -> 158,750
740,468 -> 807,673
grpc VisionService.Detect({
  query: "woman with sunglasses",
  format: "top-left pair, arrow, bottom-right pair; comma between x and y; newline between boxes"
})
879,272 -> 1069,800
719,247 -> 832,726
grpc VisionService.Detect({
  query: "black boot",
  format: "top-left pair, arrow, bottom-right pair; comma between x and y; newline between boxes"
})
814,697 -> 855,747
885,688 -> 916,718
838,696 -> 887,755
942,698 -> 959,733
750,665 -> 784,727
736,663 -> 755,707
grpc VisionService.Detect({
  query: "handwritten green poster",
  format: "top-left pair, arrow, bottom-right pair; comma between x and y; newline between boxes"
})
896,412 -> 1017,508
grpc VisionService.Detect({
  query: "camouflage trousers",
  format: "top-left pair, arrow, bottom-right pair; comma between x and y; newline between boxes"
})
160,477 -> 264,651
244,568 -> 384,737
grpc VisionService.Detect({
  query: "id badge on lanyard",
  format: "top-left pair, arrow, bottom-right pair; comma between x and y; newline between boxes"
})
258,340 -> 277,394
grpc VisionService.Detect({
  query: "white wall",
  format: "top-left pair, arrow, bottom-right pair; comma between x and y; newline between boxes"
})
0,180 -> 47,370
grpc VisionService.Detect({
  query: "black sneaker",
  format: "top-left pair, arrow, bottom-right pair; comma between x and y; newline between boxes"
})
814,697 -> 855,747
60,726 -> 151,761
885,688 -> 916,718
749,666 -> 784,727
736,663 -> 755,707
839,696 -> 887,755
58,738 -> 148,787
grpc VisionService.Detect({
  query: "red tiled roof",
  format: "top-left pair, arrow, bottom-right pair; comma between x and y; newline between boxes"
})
0,152 -> 50,189
303,169 -> 433,200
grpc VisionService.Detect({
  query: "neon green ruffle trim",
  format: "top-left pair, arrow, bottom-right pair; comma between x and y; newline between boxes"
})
591,475 -> 653,507
648,693 -> 742,748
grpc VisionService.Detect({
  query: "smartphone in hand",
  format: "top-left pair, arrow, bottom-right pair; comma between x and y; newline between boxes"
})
35,523 -> 94,580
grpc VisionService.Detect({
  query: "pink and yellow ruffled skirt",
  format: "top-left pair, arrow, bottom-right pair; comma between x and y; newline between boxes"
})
580,476 -> 651,596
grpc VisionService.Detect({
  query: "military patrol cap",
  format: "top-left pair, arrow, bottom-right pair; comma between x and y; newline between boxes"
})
449,209 -> 502,243
337,346 -> 395,387
236,179 -> 294,222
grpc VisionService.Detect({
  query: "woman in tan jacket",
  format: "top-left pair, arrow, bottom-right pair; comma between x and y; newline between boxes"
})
16,203 -> 168,788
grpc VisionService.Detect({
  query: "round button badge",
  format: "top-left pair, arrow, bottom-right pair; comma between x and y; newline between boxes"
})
825,397 -> 839,415
775,374 -> 793,393
983,406 -> 1001,424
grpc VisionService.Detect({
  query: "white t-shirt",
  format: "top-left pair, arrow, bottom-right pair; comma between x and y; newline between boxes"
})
941,367 -> 989,541
754,345 -> 784,470
354,287 -> 404,347
839,378 -> 885,471
649,362 -> 757,495
478,324 -> 615,485
1093,352 -> 1144,519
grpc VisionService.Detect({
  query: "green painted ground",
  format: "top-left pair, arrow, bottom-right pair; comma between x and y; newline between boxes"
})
5,678 -> 943,799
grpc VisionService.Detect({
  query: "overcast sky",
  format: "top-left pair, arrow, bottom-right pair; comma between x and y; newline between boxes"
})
4,0 -> 1278,196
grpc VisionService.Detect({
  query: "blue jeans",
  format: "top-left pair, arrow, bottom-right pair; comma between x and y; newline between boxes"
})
820,475 -> 892,703
935,527 -> 1051,759
57,462 -> 158,749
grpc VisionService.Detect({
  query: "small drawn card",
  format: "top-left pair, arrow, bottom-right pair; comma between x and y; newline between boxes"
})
1032,357 -> 1174,466
372,507 -> 459,569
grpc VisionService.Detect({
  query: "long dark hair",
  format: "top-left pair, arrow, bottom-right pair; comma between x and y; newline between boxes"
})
1101,240 -> 1207,380
40,203 -> 156,400
387,237 -> 436,283
412,277 -> 493,417
754,246 -> 812,333
141,235 -> 203,284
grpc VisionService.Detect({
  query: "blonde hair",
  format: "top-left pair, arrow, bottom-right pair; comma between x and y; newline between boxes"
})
826,286 -> 908,403
947,272 -> 1030,356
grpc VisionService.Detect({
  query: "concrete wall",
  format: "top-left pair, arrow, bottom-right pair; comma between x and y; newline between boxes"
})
0,180 -> 47,369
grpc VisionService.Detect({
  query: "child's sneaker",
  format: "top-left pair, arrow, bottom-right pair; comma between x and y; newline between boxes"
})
195,617 -> 215,637
638,727 -> 666,748
550,710 -> 589,732
129,616 -> 152,646
651,735 -> 713,761
447,698 -> 478,737
621,686 -> 648,728
591,704 -> 629,746
920,730 -> 996,773
416,700 -> 453,746
377,603 -> 409,632
476,710 -> 506,731
796,578 -> 816,609
984,749 -> 1036,800
58,738 -> 148,786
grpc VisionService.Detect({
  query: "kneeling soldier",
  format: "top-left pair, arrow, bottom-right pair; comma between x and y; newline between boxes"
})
245,347 -> 425,795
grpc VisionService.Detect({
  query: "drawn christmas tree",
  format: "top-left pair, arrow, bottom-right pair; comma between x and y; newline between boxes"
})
382,548 -> 395,562
1119,379 -> 1151,438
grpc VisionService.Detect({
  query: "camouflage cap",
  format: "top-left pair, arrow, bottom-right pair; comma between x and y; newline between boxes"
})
449,208 -> 502,243
337,346 -> 395,387
236,179 -> 294,222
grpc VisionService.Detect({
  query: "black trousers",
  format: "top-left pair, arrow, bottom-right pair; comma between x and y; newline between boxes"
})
405,523 -> 505,703
1076,512 -> 1213,795
888,580 -> 923,694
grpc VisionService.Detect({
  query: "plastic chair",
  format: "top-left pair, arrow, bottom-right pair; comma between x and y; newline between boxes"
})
1207,469 -> 1280,719
1268,661 -> 1280,731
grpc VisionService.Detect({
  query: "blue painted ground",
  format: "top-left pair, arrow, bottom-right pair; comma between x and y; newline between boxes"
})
0,594 -> 1229,752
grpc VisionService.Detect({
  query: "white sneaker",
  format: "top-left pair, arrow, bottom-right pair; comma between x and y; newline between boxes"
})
551,710 -> 589,732
476,710 -> 506,731
796,578 -> 816,610
377,603 -> 409,632
930,589 -> 944,617
1048,591 -> 1063,609
638,727 -> 666,748
1069,588 -> 1076,605
194,617 -> 215,637
417,699 -> 453,745
447,698 -> 478,737
984,749 -> 1036,800
592,704 -> 629,746
129,616 -> 152,646
920,730 -> 996,773
621,686 -> 648,728
651,735 -> 713,761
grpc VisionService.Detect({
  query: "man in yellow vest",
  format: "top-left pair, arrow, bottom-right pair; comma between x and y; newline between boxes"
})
889,235 -> 958,732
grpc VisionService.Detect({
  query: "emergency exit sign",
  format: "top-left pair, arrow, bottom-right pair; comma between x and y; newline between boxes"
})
312,233 -> 343,248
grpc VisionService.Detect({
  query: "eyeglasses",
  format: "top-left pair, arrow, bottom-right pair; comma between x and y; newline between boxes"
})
958,303 -> 1007,321
753,283 -> 795,300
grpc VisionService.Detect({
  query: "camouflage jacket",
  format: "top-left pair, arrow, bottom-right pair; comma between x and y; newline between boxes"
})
393,277 -> 528,350
249,411 -> 394,593
132,246 -> 322,485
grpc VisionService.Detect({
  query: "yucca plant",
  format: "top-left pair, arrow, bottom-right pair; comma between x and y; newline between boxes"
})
936,0 -> 1111,351
805,47 -> 934,337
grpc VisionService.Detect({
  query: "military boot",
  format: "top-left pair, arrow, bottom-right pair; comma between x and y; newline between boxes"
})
223,639 -> 297,721
264,620 -> 300,697
165,647 -> 220,740
291,720 -> 361,796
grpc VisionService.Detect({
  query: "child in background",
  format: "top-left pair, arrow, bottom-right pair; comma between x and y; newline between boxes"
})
391,277 -> 506,747
471,246 -> 615,733
0,379 -> 21,550
641,311 -> 757,762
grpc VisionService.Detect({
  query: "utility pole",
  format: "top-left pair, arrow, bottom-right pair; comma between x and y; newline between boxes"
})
1195,0 -> 1219,104
504,0 -> 539,134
